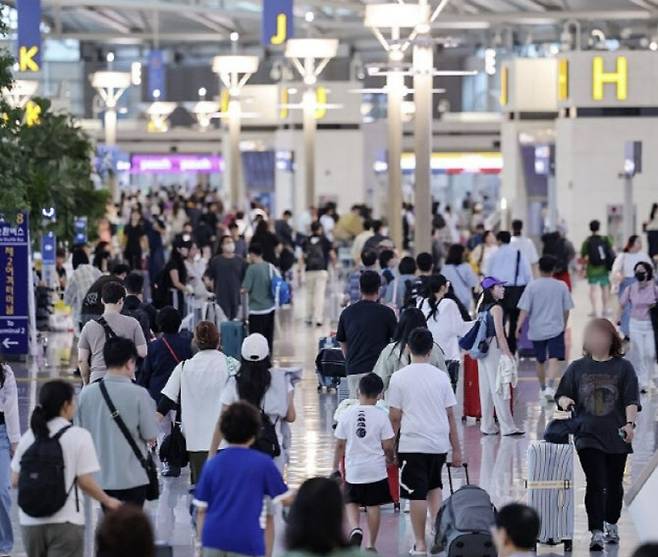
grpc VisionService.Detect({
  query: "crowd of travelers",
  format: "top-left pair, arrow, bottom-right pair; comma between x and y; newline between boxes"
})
1,185 -> 657,557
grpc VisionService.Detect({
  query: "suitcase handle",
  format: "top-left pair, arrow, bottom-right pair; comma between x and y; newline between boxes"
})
446,463 -> 469,494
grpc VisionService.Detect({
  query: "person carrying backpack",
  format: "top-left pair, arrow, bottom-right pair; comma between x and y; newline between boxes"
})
472,277 -> 524,437
302,222 -> 335,327
580,220 -> 615,318
212,334 -> 297,557
11,380 -> 120,557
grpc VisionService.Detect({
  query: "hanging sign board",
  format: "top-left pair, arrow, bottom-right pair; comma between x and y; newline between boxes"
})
262,0 -> 293,47
17,0 -> 42,72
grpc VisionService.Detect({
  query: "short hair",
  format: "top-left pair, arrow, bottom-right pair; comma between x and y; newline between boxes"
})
56,248 -> 66,259
360,270 -> 381,295
220,401 -> 262,444
416,252 -> 433,273
538,255 -> 557,274
156,306 -> 182,334
512,219 -> 523,234
101,281 -> 126,304
283,210 -> 292,217
110,263 -> 131,277
195,321 -> 220,351
633,544 -> 658,557
445,244 -> 466,266
371,219 -> 383,233
124,271 -> 144,295
310,221 -> 322,234
248,242 -> 263,256
363,220 -> 373,231
496,231 -> 512,244
361,250 -> 378,267
379,249 -> 395,269
589,219 -> 600,233
96,504 -> 155,557
635,261 -> 654,280
358,373 -> 384,398
583,318 -> 624,359
220,234 -> 232,245
494,503 -> 540,551
407,327 -> 433,357
103,337 -> 138,369
228,221 -> 239,230
72,246 -> 89,269
398,256 -> 417,276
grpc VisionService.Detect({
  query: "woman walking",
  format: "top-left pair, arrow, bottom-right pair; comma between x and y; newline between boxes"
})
474,277 -> 523,436
619,261 -> 658,393
556,318 -> 639,551
0,358 -> 19,556
442,244 -> 479,313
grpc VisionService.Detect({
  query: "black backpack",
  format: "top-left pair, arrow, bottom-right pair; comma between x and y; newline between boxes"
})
18,425 -> 78,518
252,409 -> 281,458
587,235 -> 615,270
305,238 -> 326,271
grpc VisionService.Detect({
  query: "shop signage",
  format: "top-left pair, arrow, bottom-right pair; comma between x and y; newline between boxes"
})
130,154 -> 224,174
0,212 -> 30,355
262,0 -> 293,46
17,0 -> 41,72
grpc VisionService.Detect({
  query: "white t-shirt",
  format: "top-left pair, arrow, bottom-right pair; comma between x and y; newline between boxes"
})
613,251 -> 653,278
418,298 -> 474,361
387,363 -> 457,454
161,350 -> 234,452
11,417 -> 100,526
511,236 -> 539,266
334,405 -> 394,484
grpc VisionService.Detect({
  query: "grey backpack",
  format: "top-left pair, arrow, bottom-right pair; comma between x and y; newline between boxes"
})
433,464 -> 497,557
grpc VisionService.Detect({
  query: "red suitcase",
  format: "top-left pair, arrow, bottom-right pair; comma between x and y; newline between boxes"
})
387,464 -> 401,511
462,355 -> 513,421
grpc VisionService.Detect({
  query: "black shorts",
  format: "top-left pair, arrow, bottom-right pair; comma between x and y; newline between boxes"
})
398,453 -> 446,501
344,478 -> 392,507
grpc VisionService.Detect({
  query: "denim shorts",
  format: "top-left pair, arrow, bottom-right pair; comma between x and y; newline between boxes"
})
532,332 -> 566,363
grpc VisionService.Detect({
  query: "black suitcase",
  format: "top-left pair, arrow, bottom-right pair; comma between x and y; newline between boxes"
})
315,337 -> 346,391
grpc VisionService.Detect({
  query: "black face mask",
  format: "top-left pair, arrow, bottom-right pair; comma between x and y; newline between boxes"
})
635,272 -> 647,282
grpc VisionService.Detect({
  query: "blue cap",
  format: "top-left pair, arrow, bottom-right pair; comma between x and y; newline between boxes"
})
481,276 -> 506,289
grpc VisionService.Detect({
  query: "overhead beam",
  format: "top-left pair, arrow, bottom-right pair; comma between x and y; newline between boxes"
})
79,8 -> 132,32
182,12 -> 228,34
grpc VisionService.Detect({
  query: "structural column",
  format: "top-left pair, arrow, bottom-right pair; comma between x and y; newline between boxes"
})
302,88 -> 317,210
413,33 -> 433,253
387,71 -> 404,250
227,99 -> 242,209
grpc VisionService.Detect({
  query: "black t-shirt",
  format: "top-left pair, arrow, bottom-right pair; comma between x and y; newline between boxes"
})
335,300 -> 397,375
555,356 -> 640,454
124,224 -> 145,255
303,234 -> 333,271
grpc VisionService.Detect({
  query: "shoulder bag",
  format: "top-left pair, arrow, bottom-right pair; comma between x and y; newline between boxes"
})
99,380 -> 159,500
158,350 -> 189,469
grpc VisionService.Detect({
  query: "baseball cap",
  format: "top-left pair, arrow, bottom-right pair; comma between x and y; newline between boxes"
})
481,276 -> 506,289
241,333 -> 269,362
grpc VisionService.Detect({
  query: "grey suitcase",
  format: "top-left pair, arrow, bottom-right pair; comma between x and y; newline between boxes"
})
433,464 -> 497,557
526,441 -> 575,552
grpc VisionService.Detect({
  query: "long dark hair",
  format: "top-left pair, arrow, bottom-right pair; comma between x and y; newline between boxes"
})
476,286 -> 501,313
650,203 -> 658,222
425,274 -> 471,321
393,308 -> 428,360
285,477 -> 348,554
623,234 -> 640,253
30,380 -> 75,439
236,358 -> 272,407
445,244 -> 466,266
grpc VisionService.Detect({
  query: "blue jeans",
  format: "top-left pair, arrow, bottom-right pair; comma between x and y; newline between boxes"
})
619,277 -> 636,337
0,426 -> 13,553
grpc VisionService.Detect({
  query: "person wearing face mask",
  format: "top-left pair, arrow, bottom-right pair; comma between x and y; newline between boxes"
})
206,235 -> 247,320
619,261 -> 658,393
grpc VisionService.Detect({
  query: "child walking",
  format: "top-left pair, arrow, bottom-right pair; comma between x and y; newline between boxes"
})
333,373 -> 395,551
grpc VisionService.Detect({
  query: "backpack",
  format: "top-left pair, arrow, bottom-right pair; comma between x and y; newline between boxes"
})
305,237 -> 326,271
269,265 -> 291,306
458,306 -> 495,359
252,409 -> 281,458
587,235 -> 615,270
18,425 -> 77,518
433,465 -> 496,557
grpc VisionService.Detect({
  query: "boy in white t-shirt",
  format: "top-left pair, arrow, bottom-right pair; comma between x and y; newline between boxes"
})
334,373 -> 395,552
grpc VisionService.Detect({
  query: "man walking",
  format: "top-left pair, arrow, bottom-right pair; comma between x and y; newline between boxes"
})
78,337 -> 158,508
206,235 -> 246,320
580,219 -> 614,317
487,231 -> 532,354
388,328 -> 462,555
302,221 -> 335,327
78,282 -> 148,384
242,243 -> 276,352
511,219 -> 539,277
516,256 -> 574,402
336,271 -> 397,397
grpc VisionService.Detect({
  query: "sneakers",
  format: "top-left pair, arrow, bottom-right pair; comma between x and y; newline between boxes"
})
590,530 -> 605,551
349,528 -> 364,548
604,522 -> 620,544
543,386 -> 556,403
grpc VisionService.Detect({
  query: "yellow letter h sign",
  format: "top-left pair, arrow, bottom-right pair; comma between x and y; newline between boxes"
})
592,56 -> 628,101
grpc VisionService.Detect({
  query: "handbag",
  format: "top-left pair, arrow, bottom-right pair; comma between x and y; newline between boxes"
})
159,350 -> 189,468
99,380 -> 160,501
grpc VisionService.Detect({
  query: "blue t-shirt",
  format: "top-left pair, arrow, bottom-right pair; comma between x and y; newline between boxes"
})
194,447 -> 288,556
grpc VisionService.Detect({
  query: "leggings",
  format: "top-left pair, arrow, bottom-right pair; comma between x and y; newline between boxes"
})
577,448 -> 627,532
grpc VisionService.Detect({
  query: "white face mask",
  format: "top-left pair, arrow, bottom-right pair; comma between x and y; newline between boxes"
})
224,242 -> 236,254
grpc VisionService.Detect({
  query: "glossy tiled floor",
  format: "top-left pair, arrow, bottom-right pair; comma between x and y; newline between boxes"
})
6,277 -> 655,557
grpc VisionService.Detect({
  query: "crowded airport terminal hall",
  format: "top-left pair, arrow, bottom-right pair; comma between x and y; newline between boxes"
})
5,0 -> 658,555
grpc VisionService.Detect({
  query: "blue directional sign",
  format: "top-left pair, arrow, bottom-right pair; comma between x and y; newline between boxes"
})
41,231 -> 56,265
262,0 -> 293,47
0,212 -> 30,355
148,50 -> 166,100
73,216 -> 88,245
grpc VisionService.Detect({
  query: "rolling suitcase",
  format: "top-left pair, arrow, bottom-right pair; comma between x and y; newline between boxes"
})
526,441 -> 574,552
433,464 -> 496,556
517,319 -> 534,360
387,464 -> 401,512
463,355 -> 482,419
221,320 -> 246,360
316,336 -> 345,391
